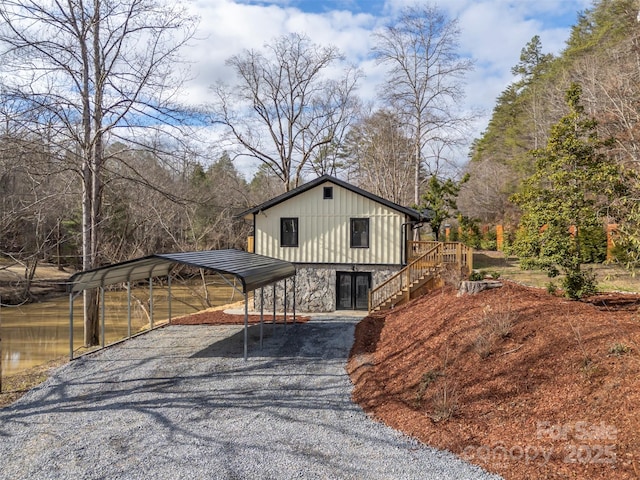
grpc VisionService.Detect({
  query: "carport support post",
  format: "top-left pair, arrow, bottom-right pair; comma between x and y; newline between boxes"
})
167,274 -> 172,323
149,277 -> 154,330
284,278 -> 287,328
260,287 -> 264,349
273,284 -> 276,326
127,282 -> 132,339
100,287 -> 105,348
243,293 -> 249,361
293,275 -> 296,324
0,295 -> 2,392
69,293 -> 74,360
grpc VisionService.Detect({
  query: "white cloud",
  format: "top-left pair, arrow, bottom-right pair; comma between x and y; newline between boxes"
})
184,1 -> 379,101
182,0 -> 588,172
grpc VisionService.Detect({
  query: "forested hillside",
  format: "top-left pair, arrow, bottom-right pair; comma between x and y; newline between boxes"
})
460,0 -> 640,226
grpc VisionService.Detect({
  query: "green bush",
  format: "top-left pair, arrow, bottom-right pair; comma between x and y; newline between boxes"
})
458,215 -> 482,249
562,268 -> 597,299
469,270 -> 484,281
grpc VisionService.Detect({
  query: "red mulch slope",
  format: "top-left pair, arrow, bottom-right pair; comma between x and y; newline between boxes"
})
347,281 -> 640,480
171,309 -> 309,325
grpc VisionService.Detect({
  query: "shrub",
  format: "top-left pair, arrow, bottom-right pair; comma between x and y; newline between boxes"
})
473,333 -> 492,358
562,268 -> 597,299
415,369 -> 443,406
480,227 -> 498,251
458,215 -> 482,249
440,263 -> 464,287
482,303 -> 516,339
468,270 -> 484,281
608,343 -> 632,356
473,302 -> 518,359
429,380 -> 459,422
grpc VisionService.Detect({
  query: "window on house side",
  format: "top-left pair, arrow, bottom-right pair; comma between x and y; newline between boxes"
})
280,218 -> 299,247
350,218 -> 369,248
323,186 -> 333,199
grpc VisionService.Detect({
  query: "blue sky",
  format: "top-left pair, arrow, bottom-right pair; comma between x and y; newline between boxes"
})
237,0 -> 389,15
237,0 -> 587,23
184,0 -> 592,172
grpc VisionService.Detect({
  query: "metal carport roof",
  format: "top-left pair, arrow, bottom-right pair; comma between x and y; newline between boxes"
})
67,249 -> 297,361
67,249 -> 296,293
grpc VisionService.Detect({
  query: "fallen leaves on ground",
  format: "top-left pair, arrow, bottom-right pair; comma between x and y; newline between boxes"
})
348,281 -> 640,480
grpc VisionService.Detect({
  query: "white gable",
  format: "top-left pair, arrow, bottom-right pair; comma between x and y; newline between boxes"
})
253,180 -> 407,265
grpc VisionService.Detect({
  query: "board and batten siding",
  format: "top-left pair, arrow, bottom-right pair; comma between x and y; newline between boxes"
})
253,182 -> 405,265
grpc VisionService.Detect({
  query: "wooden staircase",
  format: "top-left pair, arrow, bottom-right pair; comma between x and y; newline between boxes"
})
368,242 -> 473,313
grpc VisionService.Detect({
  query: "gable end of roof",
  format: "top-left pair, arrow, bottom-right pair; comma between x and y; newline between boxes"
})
238,175 -> 428,221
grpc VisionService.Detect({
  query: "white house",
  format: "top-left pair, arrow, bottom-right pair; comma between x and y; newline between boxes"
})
240,175 -> 428,312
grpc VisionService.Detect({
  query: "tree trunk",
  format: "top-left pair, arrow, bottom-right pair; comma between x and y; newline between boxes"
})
84,289 -> 100,346
413,132 -> 421,241
458,280 -> 503,296
82,151 -> 99,346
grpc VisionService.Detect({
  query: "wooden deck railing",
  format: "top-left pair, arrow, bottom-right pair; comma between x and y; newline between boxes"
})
369,241 -> 474,312
408,241 -> 440,259
408,241 -> 473,273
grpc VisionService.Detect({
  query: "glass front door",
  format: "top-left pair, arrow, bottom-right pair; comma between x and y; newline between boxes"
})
336,272 -> 371,310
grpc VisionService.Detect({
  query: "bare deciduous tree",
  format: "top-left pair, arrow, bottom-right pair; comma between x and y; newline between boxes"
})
211,33 -> 361,191
372,4 -> 474,205
343,109 -> 414,205
0,0 -> 197,345
457,159 -> 518,224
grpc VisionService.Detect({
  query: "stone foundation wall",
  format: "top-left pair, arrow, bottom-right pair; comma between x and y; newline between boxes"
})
254,264 -> 402,313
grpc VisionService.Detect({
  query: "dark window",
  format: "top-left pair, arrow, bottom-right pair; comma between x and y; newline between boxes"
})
350,218 -> 369,248
280,218 -> 298,247
323,186 -> 333,199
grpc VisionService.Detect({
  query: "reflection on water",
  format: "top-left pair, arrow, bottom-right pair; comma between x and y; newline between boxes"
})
0,283 -> 238,376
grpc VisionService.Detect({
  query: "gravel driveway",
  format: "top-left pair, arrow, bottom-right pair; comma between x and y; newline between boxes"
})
0,317 -> 501,479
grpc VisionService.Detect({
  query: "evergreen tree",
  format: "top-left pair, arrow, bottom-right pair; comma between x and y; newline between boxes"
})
418,174 -> 469,241
511,35 -> 554,85
510,83 -> 626,299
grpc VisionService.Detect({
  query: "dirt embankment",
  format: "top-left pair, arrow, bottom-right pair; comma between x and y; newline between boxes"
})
0,263 -> 71,304
348,281 -> 640,480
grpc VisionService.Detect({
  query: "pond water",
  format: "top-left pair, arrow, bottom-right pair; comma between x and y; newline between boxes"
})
0,282 -> 239,377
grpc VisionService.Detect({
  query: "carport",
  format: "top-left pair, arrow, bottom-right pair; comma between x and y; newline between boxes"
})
67,249 -> 297,360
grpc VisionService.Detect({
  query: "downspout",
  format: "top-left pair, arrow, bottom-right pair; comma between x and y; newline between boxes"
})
252,214 -> 257,253
402,219 -> 422,266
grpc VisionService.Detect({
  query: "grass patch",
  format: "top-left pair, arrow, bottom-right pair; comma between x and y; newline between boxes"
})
0,356 -> 68,408
473,251 -> 639,293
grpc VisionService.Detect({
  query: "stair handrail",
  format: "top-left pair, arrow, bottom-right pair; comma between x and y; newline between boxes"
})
368,243 -> 442,312
368,241 -> 474,312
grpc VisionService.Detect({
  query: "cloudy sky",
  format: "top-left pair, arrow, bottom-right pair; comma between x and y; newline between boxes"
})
184,0 -> 592,170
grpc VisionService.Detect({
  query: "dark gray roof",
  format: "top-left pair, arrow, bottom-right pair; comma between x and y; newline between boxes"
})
67,249 -> 296,293
238,175 -> 430,221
